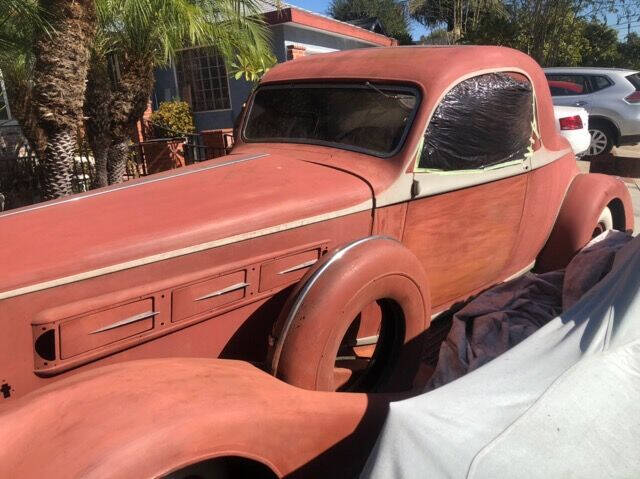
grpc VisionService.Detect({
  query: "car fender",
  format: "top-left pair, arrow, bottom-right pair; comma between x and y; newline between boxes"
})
269,236 -> 431,392
0,358 -> 389,479
536,173 -> 634,272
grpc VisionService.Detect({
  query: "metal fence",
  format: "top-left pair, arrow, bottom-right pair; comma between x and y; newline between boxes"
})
0,131 -> 229,212
0,148 -> 97,210
0,145 -> 147,211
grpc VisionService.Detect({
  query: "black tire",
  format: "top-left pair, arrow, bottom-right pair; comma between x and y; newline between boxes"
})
586,119 -> 615,157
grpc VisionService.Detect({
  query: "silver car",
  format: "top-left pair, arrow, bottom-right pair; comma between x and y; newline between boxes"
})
544,67 -> 640,156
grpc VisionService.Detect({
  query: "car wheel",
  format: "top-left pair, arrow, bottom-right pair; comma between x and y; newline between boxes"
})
587,122 -> 614,157
592,206 -> 614,238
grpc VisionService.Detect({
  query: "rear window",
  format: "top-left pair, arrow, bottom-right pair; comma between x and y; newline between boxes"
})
626,73 -> 640,90
591,75 -> 612,92
243,84 -> 419,157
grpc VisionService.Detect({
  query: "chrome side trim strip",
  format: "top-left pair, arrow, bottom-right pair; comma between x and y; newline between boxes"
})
503,260 -> 535,282
194,282 -> 249,301
270,235 -> 397,375
0,153 -> 269,219
0,199 -> 373,300
89,311 -> 159,334
277,259 -> 317,275
355,335 -> 379,347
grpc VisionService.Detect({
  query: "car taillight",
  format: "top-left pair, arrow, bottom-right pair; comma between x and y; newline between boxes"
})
559,115 -> 583,130
625,91 -> 640,103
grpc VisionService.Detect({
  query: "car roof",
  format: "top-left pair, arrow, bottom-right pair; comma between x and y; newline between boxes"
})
260,45 -> 564,154
262,45 -> 545,92
544,67 -> 638,76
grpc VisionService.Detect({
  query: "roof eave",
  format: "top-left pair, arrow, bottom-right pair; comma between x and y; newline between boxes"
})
263,7 -> 397,47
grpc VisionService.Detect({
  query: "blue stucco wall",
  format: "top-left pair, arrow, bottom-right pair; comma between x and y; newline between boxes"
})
153,65 -> 252,131
152,23 -> 377,132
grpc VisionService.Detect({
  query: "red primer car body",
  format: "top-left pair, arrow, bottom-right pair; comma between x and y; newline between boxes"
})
0,46 -> 633,408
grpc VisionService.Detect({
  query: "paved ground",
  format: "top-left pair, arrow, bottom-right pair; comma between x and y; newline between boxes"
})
577,145 -> 640,235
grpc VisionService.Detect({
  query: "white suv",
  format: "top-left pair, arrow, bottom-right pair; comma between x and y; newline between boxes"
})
544,67 -> 640,156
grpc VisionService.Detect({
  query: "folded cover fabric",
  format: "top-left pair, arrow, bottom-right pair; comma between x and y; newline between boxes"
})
363,232 -> 640,478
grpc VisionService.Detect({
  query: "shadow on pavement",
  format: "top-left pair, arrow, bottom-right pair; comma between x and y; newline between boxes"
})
589,153 -> 640,179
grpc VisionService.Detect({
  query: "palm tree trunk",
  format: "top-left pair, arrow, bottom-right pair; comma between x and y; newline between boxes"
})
107,56 -> 154,184
92,149 -> 109,188
85,54 -> 113,189
41,129 -> 75,199
107,140 -> 129,184
3,78 -> 47,160
31,0 -> 95,199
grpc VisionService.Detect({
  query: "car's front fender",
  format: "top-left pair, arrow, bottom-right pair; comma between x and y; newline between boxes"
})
0,358 -> 388,479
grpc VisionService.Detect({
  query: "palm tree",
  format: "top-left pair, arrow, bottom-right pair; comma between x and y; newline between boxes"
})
86,0 -> 274,185
30,0 -> 96,199
0,0 -> 96,200
0,0 -> 49,50
0,0 -> 51,160
409,0 -> 505,41
84,40 -> 113,188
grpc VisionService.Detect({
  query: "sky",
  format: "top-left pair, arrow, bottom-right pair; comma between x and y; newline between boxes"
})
285,0 -> 638,41
286,0 -> 430,39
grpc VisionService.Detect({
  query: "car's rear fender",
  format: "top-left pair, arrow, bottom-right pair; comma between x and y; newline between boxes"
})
535,173 -> 634,272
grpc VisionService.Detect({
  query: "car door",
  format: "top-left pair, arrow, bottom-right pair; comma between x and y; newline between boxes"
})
402,72 -> 532,309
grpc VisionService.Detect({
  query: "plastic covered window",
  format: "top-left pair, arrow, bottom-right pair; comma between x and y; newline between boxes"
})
418,73 -> 534,171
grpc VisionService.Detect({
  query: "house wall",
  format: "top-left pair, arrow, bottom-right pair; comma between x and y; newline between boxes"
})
280,24 -> 374,55
152,23 -> 379,132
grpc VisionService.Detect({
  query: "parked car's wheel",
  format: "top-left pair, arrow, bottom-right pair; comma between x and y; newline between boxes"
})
269,236 -> 430,393
587,120 -> 615,157
593,206 -> 614,237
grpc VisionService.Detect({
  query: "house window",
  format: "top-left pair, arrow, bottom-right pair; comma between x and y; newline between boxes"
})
175,47 -> 231,112
419,72 -> 533,171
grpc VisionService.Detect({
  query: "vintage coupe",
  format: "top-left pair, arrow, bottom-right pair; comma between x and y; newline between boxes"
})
0,46 -> 634,408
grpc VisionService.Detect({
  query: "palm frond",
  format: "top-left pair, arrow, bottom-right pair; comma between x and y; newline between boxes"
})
0,0 -> 53,50
96,0 -> 273,71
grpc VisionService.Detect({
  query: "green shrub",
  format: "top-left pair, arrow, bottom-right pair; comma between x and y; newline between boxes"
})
150,100 -> 196,137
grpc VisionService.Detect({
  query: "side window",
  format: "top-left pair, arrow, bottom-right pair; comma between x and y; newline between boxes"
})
418,72 -> 533,171
546,74 -> 589,96
591,75 -> 612,92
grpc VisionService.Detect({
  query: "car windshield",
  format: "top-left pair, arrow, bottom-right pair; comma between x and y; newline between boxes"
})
243,84 -> 419,157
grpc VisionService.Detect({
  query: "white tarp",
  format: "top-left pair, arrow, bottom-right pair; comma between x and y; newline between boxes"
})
363,233 -> 640,478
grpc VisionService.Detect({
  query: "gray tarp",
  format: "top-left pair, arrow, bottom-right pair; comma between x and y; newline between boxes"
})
363,233 -> 640,478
